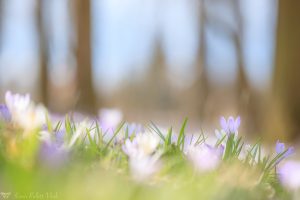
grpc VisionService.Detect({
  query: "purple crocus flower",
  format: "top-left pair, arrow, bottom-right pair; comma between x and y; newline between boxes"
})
55,130 -> 66,146
278,161 -> 300,190
187,143 -> 223,172
220,116 -> 241,135
38,141 -> 68,169
275,140 -> 295,165
0,104 -> 11,122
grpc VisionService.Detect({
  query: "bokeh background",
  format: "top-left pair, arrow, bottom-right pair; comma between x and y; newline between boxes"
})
0,0 -> 299,141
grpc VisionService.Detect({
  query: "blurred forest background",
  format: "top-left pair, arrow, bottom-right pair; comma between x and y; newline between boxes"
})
0,0 -> 299,141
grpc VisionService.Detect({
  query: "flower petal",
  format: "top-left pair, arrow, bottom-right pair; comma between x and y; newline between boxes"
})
234,116 -> 241,131
228,117 -> 235,133
220,116 -> 228,133
276,140 -> 285,154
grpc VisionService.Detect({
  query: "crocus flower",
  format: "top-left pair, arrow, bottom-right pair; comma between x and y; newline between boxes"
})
5,91 -> 46,132
275,140 -> 295,164
129,152 -> 161,181
122,132 -> 159,158
124,123 -> 144,137
38,141 -> 68,169
0,104 -> 11,122
99,108 -> 123,133
122,132 -> 161,181
220,116 -> 241,135
187,143 -> 223,172
278,161 -> 300,190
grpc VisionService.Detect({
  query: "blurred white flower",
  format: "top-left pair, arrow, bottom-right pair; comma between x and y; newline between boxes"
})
187,144 -> 223,172
5,91 -> 46,132
129,152 -> 161,181
122,132 -> 159,158
122,132 -> 161,181
99,108 -> 123,132
278,161 -> 300,190
39,130 -> 52,143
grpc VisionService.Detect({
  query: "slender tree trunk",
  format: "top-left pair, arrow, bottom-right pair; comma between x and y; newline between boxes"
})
75,0 -> 97,114
148,41 -> 171,109
36,0 -> 49,106
195,0 -> 209,118
231,0 -> 249,96
274,0 -> 300,138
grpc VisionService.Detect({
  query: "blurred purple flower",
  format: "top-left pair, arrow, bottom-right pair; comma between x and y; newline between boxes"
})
98,109 -> 123,137
55,130 -> 66,146
187,143 -> 223,172
278,161 -> 300,190
220,116 -> 241,135
125,123 -> 144,137
205,144 -> 225,157
0,104 -> 11,122
276,140 -> 286,154
275,140 -> 295,164
38,141 -> 68,169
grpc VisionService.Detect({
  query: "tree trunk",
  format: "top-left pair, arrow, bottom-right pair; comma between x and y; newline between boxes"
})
195,0 -> 209,119
147,41 -> 172,109
274,0 -> 300,138
75,0 -> 97,114
36,0 -> 49,107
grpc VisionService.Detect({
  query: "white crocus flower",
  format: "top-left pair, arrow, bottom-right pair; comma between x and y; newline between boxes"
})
129,152 -> 161,181
122,132 -> 161,181
187,144 -> 223,172
123,132 -> 159,158
278,161 -> 300,190
5,91 -> 46,133
135,133 -> 159,156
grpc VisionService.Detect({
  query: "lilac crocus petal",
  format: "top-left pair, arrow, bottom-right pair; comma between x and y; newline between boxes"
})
285,147 -> 295,157
219,116 -> 241,135
39,141 -> 68,169
276,140 -> 285,154
228,117 -> 235,133
275,142 -> 295,165
0,104 -> 11,122
55,130 -> 66,146
234,116 -> 241,131
220,117 -> 228,133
